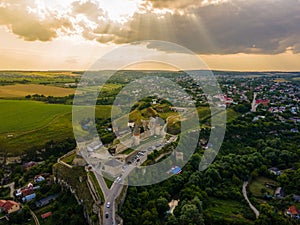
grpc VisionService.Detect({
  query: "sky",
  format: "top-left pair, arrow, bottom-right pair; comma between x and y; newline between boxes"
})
0,0 -> 300,71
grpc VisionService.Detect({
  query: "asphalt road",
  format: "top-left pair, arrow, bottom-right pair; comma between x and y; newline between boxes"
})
103,182 -> 123,225
99,143 -> 158,225
97,136 -> 177,225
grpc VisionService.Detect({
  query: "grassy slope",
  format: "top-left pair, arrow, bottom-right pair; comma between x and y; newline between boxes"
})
205,198 -> 255,224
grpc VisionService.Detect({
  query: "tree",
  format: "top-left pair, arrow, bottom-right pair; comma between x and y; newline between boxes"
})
156,196 -> 169,215
179,204 -> 204,225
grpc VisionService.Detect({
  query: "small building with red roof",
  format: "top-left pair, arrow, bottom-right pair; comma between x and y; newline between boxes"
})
0,200 -> 20,214
287,205 -> 300,219
41,212 -> 52,219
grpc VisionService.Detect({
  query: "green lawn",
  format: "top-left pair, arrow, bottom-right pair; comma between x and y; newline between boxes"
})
61,152 -> 76,165
249,176 -> 276,198
119,148 -> 135,155
104,177 -> 113,189
88,172 -> 105,202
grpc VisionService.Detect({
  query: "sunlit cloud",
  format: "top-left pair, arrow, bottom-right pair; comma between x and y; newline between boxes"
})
1,0 -> 300,70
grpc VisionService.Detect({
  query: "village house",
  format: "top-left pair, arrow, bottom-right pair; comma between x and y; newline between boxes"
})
293,195 -> 300,202
23,161 -> 38,170
286,205 -> 300,219
268,167 -> 282,176
34,175 -> 45,183
0,200 -> 20,214
41,212 -> 52,219
274,187 -> 285,199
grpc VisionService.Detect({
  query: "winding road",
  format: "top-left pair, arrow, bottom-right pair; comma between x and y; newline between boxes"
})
242,181 -> 260,219
251,92 -> 258,112
30,209 -> 40,225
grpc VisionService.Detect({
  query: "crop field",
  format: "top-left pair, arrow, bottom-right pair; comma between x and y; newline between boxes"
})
0,100 -> 112,155
0,84 -> 76,98
0,71 -> 80,87
0,71 -> 80,77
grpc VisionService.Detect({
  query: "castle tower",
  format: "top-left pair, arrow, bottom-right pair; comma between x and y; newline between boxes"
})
149,117 -> 156,136
154,117 -> 164,136
131,123 -> 140,146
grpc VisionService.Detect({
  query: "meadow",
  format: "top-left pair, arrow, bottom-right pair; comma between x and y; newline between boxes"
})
0,100 -> 71,133
0,99 -> 112,155
205,198 -> 255,224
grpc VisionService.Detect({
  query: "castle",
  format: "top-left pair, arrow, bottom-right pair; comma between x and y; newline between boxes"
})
131,116 -> 165,147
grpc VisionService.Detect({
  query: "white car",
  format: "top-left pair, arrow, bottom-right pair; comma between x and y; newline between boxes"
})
106,202 -> 111,208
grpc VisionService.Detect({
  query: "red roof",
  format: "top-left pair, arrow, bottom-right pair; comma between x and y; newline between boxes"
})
41,212 -> 52,219
3,201 -> 14,211
0,200 -> 6,207
22,188 -> 34,197
0,200 -> 19,212
256,99 -> 270,105
288,206 -> 300,215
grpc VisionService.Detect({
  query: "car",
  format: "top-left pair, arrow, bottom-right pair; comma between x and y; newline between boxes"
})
115,176 -> 121,183
106,202 -> 111,208
105,212 -> 109,218
122,165 -> 128,171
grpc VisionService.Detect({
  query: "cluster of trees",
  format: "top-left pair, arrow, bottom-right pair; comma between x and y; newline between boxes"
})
120,100 -> 300,225
25,94 -> 74,104
7,190 -> 86,225
9,138 -> 76,187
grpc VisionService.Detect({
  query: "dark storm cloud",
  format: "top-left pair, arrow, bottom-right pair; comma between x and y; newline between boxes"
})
79,0 -> 300,54
124,0 -> 300,54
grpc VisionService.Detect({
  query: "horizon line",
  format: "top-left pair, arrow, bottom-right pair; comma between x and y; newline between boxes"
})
0,69 -> 299,73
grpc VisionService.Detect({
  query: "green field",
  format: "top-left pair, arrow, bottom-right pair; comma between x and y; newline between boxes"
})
0,99 -> 112,155
0,100 -> 71,133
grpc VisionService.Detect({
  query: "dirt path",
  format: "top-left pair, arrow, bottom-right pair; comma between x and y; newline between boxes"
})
243,181 -> 260,219
1,182 -> 15,197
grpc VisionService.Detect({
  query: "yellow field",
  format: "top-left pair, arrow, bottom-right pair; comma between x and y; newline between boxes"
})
0,71 -> 80,77
0,84 -> 76,97
274,78 -> 288,83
